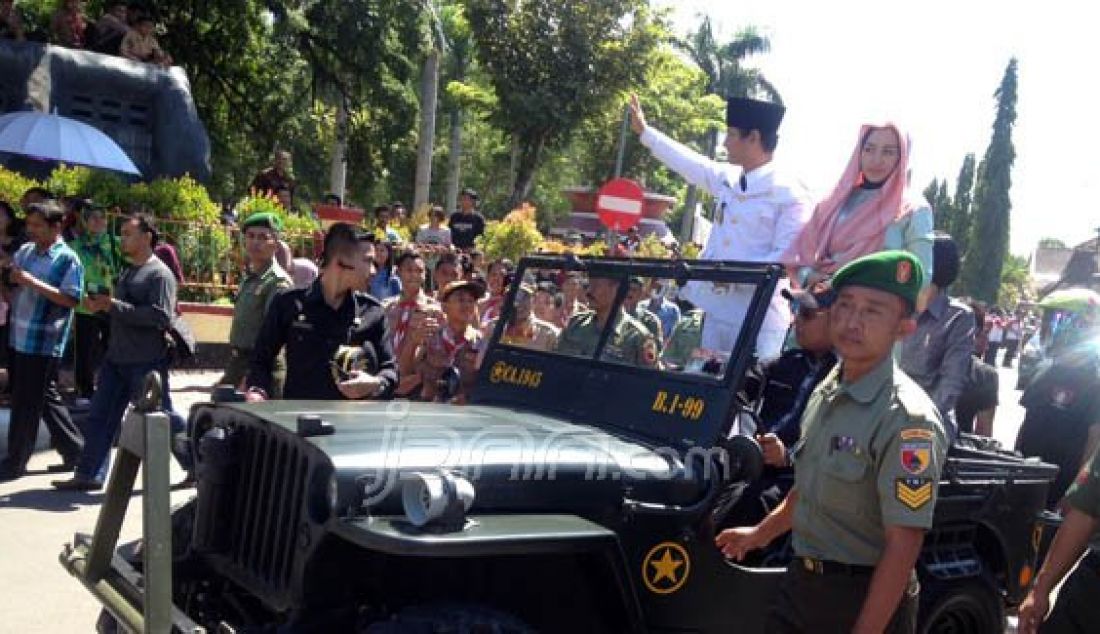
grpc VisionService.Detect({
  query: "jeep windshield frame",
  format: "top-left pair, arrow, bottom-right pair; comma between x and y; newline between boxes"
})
473,255 -> 782,451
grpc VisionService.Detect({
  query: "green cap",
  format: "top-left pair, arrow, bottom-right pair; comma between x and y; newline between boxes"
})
241,212 -> 283,233
831,250 -> 924,312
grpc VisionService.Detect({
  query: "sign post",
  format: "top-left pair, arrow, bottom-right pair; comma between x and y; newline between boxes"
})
595,178 -> 645,251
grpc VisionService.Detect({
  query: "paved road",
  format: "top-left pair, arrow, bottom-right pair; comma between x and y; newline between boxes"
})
0,370 -> 219,633
0,366 -> 1031,632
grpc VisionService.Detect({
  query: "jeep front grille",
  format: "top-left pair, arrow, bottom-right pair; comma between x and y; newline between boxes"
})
227,424 -> 310,594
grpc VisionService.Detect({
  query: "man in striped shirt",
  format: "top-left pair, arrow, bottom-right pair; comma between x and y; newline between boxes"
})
0,202 -> 84,481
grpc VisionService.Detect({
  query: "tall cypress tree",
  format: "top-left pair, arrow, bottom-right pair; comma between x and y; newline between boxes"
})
960,59 -> 1018,303
935,180 -> 953,232
951,153 -> 977,256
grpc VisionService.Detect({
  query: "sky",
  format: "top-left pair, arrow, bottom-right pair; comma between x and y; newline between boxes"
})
656,0 -> 1099,256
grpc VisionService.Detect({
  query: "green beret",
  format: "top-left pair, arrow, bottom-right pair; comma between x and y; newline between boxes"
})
241,212 -> 283,232
831,250 -> 924,312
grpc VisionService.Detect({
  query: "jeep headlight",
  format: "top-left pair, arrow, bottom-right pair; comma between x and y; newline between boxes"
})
401,471 -> 475,529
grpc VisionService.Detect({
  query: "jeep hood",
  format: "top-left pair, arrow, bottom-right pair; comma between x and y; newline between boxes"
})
227,400 -> 707,514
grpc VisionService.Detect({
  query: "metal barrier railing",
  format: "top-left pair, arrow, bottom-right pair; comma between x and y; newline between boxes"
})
104,213 -> 323,303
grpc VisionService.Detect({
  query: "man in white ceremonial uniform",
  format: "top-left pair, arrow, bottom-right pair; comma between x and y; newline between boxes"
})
629,94 -> 811,361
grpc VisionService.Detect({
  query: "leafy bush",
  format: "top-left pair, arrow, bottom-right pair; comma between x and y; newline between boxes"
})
0,168 -> 42,213
476,203 -> 545,263
237,191 -> 322,257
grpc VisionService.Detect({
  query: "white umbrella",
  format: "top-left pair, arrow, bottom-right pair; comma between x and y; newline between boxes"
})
0,111 -> 141,176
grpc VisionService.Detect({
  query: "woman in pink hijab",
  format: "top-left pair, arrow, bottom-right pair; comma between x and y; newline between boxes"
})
785,123 -> 934,288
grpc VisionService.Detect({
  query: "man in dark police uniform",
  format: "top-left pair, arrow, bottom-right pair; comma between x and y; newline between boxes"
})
246,223 -> 396,401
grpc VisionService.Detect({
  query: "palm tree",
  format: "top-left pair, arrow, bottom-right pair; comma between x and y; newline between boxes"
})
414,0 -> 448,212
677,18 -> 778,240
441,4 -> 474,215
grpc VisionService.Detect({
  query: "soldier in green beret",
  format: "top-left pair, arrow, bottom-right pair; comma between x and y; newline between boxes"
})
218,212 -> 292,394
717,250 -> 947,634
556,276 -> 657,368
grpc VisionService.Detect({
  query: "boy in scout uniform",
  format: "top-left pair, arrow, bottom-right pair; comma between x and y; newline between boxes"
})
1019,447 -> 1100,633
219,212 -> 291,394
556,276 -> 657,367
716,251 -> 947,634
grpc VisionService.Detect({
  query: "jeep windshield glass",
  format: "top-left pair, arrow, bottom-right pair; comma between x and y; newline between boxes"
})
486,259 -> 773,381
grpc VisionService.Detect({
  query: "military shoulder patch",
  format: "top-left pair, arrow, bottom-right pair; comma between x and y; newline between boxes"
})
900,428 -> 934,441
896,478 -> 933,510
900,438 -> 932,475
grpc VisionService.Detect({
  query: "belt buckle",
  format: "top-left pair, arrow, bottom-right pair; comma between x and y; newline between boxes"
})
802,557 -> 823,574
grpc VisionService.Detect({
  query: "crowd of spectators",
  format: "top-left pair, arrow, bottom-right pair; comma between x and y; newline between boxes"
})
0,1 -> 172,68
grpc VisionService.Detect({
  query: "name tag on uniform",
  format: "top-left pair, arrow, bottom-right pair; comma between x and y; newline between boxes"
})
831,435 -> 862,456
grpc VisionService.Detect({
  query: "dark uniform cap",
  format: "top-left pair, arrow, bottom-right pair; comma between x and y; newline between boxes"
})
781,285 -> 835,311
460,187 -> 479,201
831,250 -> 924,312
241,212 -> 283,233
726,97 -> 785,135
440,279 -> 486,302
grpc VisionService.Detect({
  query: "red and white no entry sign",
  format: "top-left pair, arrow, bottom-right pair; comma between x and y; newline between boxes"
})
595,177 -> 645,231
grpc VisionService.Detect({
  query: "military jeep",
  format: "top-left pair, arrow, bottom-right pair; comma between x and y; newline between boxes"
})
62,255 -> 1057,633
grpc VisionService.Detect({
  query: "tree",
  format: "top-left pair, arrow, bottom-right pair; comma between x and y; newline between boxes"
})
950,153 -> 977,256
998,253 -> 1032,309
960,59 -> 1018,303
465,0 -> 662,211
440,4 -> 476,214
154,0 -> 429,203
924,179 -> 953,234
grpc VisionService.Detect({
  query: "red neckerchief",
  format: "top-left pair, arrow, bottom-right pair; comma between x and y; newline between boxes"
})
392,294 -> 422,352
437,323 -> 474,362
481,294 -> 503,325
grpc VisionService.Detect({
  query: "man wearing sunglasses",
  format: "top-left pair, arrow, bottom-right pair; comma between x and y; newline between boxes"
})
711,282 -> 837,531
246,223 -> 396,401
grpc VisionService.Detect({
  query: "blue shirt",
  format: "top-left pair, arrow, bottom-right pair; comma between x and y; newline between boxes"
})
8,239 -> 84,357
643,297 -> 681,340
370,268 -> 402,301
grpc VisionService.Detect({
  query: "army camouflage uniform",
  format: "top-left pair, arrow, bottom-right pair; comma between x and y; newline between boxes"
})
661,309 -> 703,368
556,310 -> 657,367
1040,448 -> 1100,632
767,357 -> 947,633
220,260 -> 291,395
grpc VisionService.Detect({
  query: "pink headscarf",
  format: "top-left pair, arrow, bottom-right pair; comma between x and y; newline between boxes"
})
785,122 -> 923,275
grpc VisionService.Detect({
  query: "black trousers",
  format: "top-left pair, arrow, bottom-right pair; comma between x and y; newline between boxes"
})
1,351 -> 83,474
1041,554 -> 1100,633
982,341 -> 1001,366
1002,339 -> 1020,367
765,563 -> 918,633
74,312 -> 110,398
